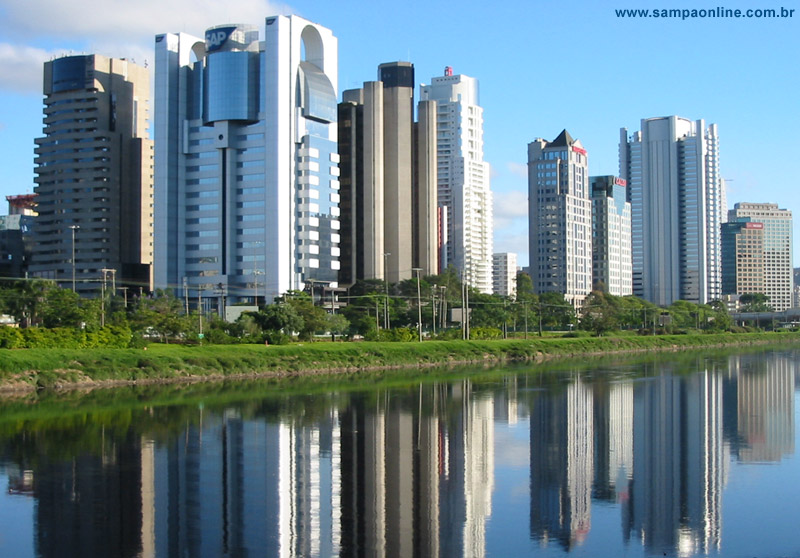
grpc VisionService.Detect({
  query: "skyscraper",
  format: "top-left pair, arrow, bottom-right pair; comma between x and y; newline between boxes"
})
527,130 -> 592,307
420,68 -> 492,293
31,55 -> 153,294
726,203 -> 792,311
721,221 -> 765,301
620,116 -> 724,306
154,17 -> 339,307
337,62 -> 437,284
590,176 -> 632,296
491,252 -> 517,297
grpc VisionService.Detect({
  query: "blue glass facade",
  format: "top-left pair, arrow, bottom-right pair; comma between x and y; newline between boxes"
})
51,56 -> 91,93
204,52 -> 259,123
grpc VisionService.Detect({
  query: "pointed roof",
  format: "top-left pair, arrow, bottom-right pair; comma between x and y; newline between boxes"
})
550,129 -> 575,147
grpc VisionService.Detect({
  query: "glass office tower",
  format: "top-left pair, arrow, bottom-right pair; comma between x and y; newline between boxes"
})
154,17 -> 339,309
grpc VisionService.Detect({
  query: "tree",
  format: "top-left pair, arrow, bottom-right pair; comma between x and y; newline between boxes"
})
538,292 -> 575,330
277,291 -> 327,340
326,313 -> 350,341
580,290 -> 621,336
708,300 -> 733,331
739,293 -> 772,313
39,287 -> 85,328
130,290 -> 190,343
250,303 -> 304,336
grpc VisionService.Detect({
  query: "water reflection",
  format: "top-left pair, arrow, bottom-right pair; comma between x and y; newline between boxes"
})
0,350 -> 797,557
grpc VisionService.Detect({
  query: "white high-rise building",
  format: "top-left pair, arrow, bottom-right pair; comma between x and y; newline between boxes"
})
492,252 -> 517,298
527,130 -> 593,307
420,68 -> 493,293
620,116 -> 724,306
727,203 -> 792,311
154,17 -> 339,307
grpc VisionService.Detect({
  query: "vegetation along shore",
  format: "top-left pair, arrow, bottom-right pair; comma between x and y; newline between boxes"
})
1,332 -> 798,393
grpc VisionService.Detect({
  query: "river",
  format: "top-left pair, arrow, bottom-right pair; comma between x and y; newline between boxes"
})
0,347 -> 798,557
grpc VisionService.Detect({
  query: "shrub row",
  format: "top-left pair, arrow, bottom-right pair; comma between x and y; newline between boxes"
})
0,325 -> 132,349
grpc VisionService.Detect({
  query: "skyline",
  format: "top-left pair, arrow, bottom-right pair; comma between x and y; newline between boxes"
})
0,0 -> 797,267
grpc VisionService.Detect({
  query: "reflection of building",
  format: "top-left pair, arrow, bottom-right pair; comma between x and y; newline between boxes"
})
31,55 -> 153,293
34,432 -> 144,557
155,17 -> 339,305
148,409 -> 342,556
592,382 -> 633,502
625,370 -> 724,555
724,354 -> 795,461
530,378 -> 593,550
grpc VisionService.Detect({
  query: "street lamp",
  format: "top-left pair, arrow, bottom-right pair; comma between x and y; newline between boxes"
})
413,268 -> 422,342
383,253 -> 391,329
68,225 -> 80,293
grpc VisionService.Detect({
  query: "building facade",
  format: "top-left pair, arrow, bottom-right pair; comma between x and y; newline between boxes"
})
619,116 -> 724,306
0,195 -> 37,278
420,68 -> 492,293
590,176 -> 632,296
527,130 -> 592,307
30,55 -> 153,294
337,62 -> 437,285
726,203 -> 792,311
721,221 -> 765,300
491,252 -> 517,298
154,17 -> 339,307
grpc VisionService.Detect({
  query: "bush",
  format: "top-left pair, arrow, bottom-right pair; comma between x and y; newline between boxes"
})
470,327 -> 503,340
264,331 -> 292,345
0,327 -> 23,349
376,327 -> 417,342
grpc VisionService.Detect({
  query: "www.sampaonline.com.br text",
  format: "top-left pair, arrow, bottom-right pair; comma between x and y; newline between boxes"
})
615,6 -> 795,19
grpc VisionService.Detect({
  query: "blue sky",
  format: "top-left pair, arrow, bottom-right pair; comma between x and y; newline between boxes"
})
0,0 -> 797,266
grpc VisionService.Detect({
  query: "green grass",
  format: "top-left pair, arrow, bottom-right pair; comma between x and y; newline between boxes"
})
1,331 -> 798,391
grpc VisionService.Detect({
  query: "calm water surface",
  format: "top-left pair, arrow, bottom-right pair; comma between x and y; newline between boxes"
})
1,348 -> 800,557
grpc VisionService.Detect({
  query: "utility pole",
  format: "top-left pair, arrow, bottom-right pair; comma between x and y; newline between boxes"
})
523,300 -> 528,339
383,253 -> 391,330
432,284 -> 437,337
69,225 -> 80,293
198,287 -> 204,339
120,287 -> 129,309
441,285 -> 447,330
183,277 -> 189,314
413,268 -> 422,342
100,268 -> 115,327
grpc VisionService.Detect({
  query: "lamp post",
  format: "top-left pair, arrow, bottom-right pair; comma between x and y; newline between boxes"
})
383,253 -> 391,329
68,225 -> 80,293
413,268 -> 422,342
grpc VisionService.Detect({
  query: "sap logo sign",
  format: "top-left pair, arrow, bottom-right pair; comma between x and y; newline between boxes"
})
206,27 -> 237,51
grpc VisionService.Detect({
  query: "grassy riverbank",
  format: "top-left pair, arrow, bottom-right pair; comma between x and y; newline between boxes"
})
0,331 -> 798,392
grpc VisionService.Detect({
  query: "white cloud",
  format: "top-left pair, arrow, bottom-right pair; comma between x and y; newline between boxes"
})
0,0 -> 292,43
507,161 -> 527,179
0,0 -> 292,93
0,43 -> 51,93
493,189 -> 528,230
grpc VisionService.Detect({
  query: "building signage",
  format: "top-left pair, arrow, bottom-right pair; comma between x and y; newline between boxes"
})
571,146 -> 587,156
745,222 -> 764,229
614,177 -> 627,186
206,26 -> 237,52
